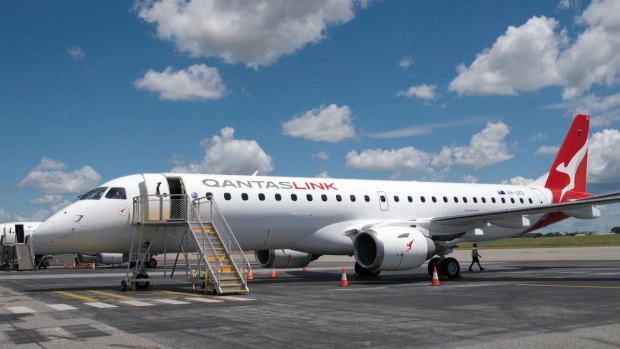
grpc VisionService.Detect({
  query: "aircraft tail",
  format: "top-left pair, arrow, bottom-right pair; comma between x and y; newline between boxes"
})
543,114 -> 590,203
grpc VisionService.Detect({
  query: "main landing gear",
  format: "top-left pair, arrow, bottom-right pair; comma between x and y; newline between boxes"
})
427,256 -> 460,279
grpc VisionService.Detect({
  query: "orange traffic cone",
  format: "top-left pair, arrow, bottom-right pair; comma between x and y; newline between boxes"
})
90,262 -> 96,271
269,268 -> 277,278
340,268 -> 349,287
302,266 -> 308,272
431,265 -> 440,286
247,269 -> 254,281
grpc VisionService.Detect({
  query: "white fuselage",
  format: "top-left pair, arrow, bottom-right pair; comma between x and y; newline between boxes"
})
34,173 -> 552,255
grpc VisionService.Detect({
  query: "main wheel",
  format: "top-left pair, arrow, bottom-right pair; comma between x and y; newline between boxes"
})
354,262 -> 381,277
427,257 -> 441,277
147,258 -> 157,268
441,257 -> 460,278
120,279 -> 128,292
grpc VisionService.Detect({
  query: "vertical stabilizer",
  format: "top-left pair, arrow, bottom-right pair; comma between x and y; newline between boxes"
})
544,114 -> 589,203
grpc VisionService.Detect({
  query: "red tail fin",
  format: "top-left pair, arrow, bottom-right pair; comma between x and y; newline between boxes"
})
544,114 -> 589,203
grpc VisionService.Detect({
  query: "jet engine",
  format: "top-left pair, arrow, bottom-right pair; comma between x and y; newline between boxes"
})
255,249 -> 319,268
354,226 -> 436,271
96,253 -> 124,265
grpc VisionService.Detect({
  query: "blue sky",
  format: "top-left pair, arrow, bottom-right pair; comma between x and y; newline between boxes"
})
2,0 -> 620,232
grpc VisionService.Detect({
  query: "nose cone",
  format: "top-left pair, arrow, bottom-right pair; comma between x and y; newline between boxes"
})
34,206 -> 77,252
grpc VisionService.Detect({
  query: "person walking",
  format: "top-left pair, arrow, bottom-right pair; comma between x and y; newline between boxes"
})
469,243 -> 485,271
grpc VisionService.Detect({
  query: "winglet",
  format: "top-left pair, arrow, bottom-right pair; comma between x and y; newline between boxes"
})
544,114 -> 590,203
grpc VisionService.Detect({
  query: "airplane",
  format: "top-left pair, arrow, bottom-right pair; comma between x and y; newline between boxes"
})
33,114 -> 620,280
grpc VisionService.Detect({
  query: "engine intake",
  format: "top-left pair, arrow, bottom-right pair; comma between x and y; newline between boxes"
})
255,249 -> 318,268
354,227 -> 435,271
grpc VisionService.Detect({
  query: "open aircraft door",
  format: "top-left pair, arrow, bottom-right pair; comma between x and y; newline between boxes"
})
138,174 -> 171,222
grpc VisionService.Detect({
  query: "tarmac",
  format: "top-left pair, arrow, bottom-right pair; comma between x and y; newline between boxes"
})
1,247 -> 620,348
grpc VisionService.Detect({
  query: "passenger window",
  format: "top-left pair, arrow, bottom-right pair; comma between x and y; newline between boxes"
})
463,197 -> 468,203
432,196 -> 437,203
379,195 -> 386,202
241,193 -> 248,201
205,192 -> 213,200
394,196 -> 399,202
336,195 -> 342,202
224,193 -> 231,200
501,198 -> 506,203
492,197 -> 496,203
407,196 -> 413,203
275,193 -> 282,201
321,194 -> 328,202
259,193 -> 265,201
443,196 -> 448,203
306,194 -> 313,201
106,187 -> 127,200
454,197 -> 459,203
473,197 -> 478,203
421,196 -> 426,203
78,187 -> 108,200
519,198 -> 524,204
510,198 -> 515,204
350,195 -> 356,202
365,195 -> 371,202
291,194 -> 298,201
528,198 -> 533,204
482,197 -> 486,203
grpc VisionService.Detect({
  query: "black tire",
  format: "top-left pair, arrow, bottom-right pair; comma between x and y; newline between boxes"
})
135,273 -> 150,289
129,261 -> 136,268
147,258 -> 157,268
441,257 -> 460,278
354,262 -> 381,277
120,279 -> 128,292
427,257 -> 441,277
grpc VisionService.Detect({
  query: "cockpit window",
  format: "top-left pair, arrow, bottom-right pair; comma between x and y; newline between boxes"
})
78,187 -> 108,200
105,187 -> 127,200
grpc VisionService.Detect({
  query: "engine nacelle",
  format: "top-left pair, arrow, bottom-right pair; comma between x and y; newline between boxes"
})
354,227 -> 436,271
255,249 -> 318,268
96,253 -> 124,264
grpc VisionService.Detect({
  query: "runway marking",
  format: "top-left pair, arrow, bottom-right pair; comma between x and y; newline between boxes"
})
54,291 -> 98,302
46,304 -> 78,311
161,290 -> 211,297
153,298 -> 190,305
517,283 -> 620,290
37,327 -> 75,340
185,297 -> 224,303
87,290 -> 134,300
85,302 -> 118,309
7,306 -> 36,314
222,296 -> 255,301
118,300 -> 154,307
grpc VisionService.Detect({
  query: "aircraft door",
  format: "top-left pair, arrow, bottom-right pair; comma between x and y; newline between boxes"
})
377,191 -> 389,211
15,224 -> 24,244
166,177 -> 187,221
139,174 -> 171,222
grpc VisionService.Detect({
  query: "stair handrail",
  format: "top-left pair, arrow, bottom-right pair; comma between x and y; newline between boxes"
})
186,196 -> 225,286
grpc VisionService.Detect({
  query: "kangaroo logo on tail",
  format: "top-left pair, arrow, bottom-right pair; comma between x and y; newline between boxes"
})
544,114 -> 589,203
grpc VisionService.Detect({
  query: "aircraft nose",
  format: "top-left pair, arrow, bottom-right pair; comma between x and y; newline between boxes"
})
34,209 -> 75,249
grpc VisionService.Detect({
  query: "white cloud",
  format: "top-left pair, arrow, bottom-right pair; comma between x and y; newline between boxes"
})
311,151 -> 330,160
587,129 -> 620,185
29,195 -> 63,205
347,122 -> 512,178
134,64 -> 226,101
368,117 -> 486,139
396,84 -> 437,100
18,157 -> 101,195
450,0 -> 620,99
0,208 -> 11,221
459,175 -> 478,184
67,46 -> 85,61
501,176 -> 535,186
171,127 -> 273,175
136,0 -> 360,68
282,104 -> 356,142
399,56 -> 414,69
536,145 -> 560,155
449,16 -> 563,96
317,171 -> 330,178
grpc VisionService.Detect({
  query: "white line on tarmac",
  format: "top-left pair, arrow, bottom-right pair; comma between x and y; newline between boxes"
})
185,297 -> 223,303
7,306 -> 36,314
222,296 -> 255,301
153,298 -> 190,305
119,300 -> 154,307
85,302 -> 118,309
46,304 -> 78,311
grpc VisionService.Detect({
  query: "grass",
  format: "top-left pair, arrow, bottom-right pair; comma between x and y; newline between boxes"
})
457,234 -> 620,249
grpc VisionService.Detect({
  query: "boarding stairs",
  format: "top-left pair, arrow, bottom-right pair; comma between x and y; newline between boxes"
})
15,244 -> 35,271
129,194 -> 250,295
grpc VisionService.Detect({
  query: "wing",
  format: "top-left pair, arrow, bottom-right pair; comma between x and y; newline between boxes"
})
430,191 -> 620,227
